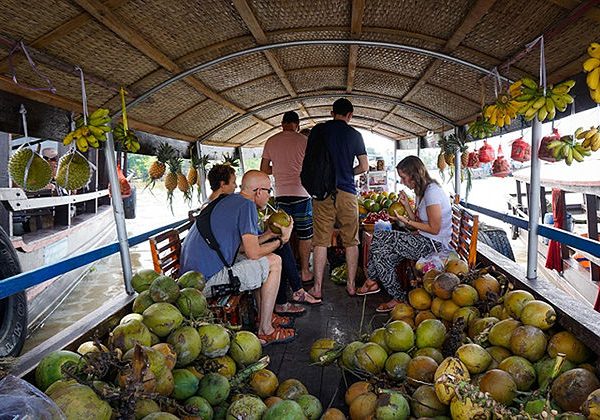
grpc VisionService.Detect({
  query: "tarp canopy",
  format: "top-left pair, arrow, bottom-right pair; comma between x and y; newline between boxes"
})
1,0 -> 600,147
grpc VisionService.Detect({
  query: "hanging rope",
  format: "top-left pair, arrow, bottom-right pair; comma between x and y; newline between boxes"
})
526,35 -> 547,94
7,40 -> 56,93
75,67 -> 88,125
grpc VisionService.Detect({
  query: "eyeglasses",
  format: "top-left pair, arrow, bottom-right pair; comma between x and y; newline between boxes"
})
253,187 -> 272,194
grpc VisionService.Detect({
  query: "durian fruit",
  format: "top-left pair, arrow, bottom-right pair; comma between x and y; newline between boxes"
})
55,152 -> 92,190
8,148 -> 53,192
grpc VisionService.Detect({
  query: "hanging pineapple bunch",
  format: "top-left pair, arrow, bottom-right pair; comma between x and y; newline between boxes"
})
164,156 -> 180,210
177,160 -> 192,204
187,153 -> 199,186
221,152 -> 240,167
146,142 -> 175,190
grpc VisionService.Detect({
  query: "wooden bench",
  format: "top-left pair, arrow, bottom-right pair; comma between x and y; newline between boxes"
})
451,202 -> 479,268
148,211 -> 252,328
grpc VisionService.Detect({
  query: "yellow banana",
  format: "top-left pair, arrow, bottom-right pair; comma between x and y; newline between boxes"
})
537,106 -> 548,122
484,105 -> 494,120
504,114 -> 511,126
572,146 -> 584,162
532,96 -> 546,110
584,57 -> 600,72
589,42 -> 600,59
63,131 -> 75,145
575,127 -> 585,138
545,97 -> 555,115
591,88 -> 600,104
565,146 -> 573,165
525,105 -> 538,119
585,127 -> 598,139
587,67 -> 600,90
592,133 -> 600,151
551,85 -> 569,95
76,136 -> 89,152
553,143 -> 565,159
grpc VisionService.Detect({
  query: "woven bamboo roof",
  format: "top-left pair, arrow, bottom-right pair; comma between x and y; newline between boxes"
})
1,0 -> 600,147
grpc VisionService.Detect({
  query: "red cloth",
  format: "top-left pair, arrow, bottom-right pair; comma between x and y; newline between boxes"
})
545,189 -> 564,272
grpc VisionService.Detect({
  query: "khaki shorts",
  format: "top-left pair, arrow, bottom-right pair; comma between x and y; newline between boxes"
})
204,255 -> 269,298
312,189 -> 359,247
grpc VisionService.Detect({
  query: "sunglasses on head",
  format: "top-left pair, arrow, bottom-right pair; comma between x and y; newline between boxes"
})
253,187 -> 272,194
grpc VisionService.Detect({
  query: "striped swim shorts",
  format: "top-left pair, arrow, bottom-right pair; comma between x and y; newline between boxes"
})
276,196 -> 313,240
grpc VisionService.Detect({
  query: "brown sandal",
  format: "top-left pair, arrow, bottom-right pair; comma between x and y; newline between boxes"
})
271,313 -> 294,328
258,327 -> 296,347
290,290 -> 322,305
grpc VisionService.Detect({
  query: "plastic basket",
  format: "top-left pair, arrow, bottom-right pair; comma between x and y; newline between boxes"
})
478,224 -> 515,261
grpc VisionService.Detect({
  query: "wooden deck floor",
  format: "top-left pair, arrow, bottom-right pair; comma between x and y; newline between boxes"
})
263,276 -> 389,411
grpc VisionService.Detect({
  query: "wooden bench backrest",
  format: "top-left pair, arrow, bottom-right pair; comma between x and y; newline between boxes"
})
149,219 -> 194,278
450,203 -> 479,268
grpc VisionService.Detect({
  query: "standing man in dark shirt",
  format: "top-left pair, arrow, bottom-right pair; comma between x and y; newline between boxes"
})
308,99 -> 368,299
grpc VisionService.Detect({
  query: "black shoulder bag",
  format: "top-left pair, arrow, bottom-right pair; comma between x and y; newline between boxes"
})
195,194 -> 241,298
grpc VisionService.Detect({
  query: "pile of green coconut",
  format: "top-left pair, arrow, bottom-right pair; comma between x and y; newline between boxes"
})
33,269 -> 329,420
309,258 -> 600,419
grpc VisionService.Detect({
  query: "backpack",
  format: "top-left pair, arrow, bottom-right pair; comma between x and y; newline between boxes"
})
301,126 -> 336,200
195,194 -> 241,298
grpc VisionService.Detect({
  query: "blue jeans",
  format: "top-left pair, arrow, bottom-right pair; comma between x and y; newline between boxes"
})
275,242 -> 302,304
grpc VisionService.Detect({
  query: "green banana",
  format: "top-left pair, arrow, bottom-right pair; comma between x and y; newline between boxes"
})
546,140 -> 564,149
537,106 -> 548,121
89,108 -> 110,120
575,127 -> 585,138
572,147 -> 584,162
522,78 -> 538,89
565,146 -> 573,165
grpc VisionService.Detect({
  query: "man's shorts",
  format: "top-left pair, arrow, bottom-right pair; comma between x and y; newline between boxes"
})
312,189 -> 359,248
204,255 -> 269,298
276,196 -> 313,240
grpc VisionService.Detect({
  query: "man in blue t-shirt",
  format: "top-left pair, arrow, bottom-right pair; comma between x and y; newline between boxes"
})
308,98 -> 369,300
180,170 -> 295,345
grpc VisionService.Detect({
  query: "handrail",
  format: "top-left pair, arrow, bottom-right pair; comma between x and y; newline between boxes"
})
0,218 -> 188,300
460,200 -> 600,258
0,188 -> 109,211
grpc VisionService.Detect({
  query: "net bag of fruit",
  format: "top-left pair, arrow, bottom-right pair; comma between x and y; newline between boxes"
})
538,128 -> 560,162
478,140 -> 495,163
492,145 -> 511,177
510,137 -> 531,162
466,151 -> 480,168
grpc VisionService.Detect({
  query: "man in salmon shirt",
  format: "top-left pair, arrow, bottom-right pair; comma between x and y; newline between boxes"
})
261,111 -> 315,288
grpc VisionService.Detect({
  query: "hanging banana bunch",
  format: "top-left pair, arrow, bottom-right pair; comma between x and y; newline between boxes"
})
583,42 -> 600,103
467,116 -> 496,139
575,126 -> 600,152
511,77 -> 575,122
112,87 -> 141,153
546,134 -> 591,165
63,108 -> 111,152
483,92 -> 520,128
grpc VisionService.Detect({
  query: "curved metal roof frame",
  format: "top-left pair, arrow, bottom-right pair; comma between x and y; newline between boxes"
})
119,39 -> 512,126
239,114 -> 418,147
198,92 -> 453,143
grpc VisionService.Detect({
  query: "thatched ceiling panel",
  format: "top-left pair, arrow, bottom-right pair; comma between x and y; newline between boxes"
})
301,97 -> 343,108
360,31 -> 444,52
363,0 -> 472,40
221,75 -> 289,109
255,102 -> 305,121
197,53 -> 273,92
117,0 -> 249,59
165,102 -> 236,138
0,0 -> 80,42
427,62 -> 485,105
353,69 -> 413,99
176,37 -> 257,71
519,14 -> 600,76
411,85 -> 479,122
384,114 -> 429,134
348,97 -> 395,114
353,106 -> 389,122
126,82 -> 206,127
395,106 -> 442,131
11,61 -> 114,108
268,29 -> 347,43
277,45 -> 348,70
287,68 -> 347,93
43,20 -> 158,87
358,47 -> 433,79
462,0 -> 563,62
207,119 -> 257,144
233,123 -> 268,145
249,0 -> 351,32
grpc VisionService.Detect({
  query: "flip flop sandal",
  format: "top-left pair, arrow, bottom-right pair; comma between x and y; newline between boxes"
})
306,288 -> 322,300
271,313 -> 294,328
290,291 -> 322,305
259,327 -> 296,347
275,303 -> 306,316
376,301 -> 398,313
356,282 -> 381,296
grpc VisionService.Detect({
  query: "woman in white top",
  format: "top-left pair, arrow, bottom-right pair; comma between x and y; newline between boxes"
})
356,156 -> 452,312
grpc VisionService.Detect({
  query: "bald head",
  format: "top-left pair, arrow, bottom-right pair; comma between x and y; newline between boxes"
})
241,170 -> 270,192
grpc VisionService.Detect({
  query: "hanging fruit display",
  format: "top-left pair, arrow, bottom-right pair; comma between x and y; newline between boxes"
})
512,78 -> 575,122
55,151 -> 93,190
113,122 -> 141,153
8,148 -> 53,192
510,137 -> 531,162
584,42 -> 600,103
575,125 -> 600,152
63,108 -> 111,152
543,129 -> 590,165
483,92 -> 519,128
146,142 -> 176,190
165,156 -> 180,207
467,117 -> 496,139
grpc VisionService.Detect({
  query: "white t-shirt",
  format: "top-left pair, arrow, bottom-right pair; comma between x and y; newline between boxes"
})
416,183 -> 452,247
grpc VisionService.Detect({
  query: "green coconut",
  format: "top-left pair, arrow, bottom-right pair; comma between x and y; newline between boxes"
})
166,325 -> 201,367
262,399 -> 306,420
35,350 -> 81,392
369,328 -> 391,354
375,391 -> 410,420
267,210 -> 292,234
310,338 -> 338,363
229,331 -> 262,366
354,342 -> 388,374
198,324 -> 231,357
132,269 -> 160,293
226,395 -> 267,420
49,383 -> 112,420
176,287 -> 208,318
132,290 -> 155,314
171,368 -> 200,401
149,275 -> 180,303
276,378 -> 308,400
341,340 -> 364,369
142,302 -> 183,337
384,320 -> 415,352
198,373 -> 231,406
384,352 -> 412,381
183,396 -> 213,420
498,356 -> 537,391
109,319 -> 152,352
178,271 -> 206,291
415,318 -> 446,349
295,394 -> 323,420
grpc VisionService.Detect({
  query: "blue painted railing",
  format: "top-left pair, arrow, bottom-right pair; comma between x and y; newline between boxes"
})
0,218 -> 188,300
460,201 -> 600,258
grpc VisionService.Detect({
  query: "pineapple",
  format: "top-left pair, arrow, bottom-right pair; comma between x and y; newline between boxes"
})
187,152 -> 199,186
164,157 -> 180,212
221,152 -> 239,167
147,142 -> 175,190
461,151 -> 469,167
437,152 -> 447,171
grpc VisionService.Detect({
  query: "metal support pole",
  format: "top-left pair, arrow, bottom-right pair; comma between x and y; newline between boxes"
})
104,131 -> 133,294
235,146 -> 245,174
196,143 -> 207,203
393,141 -> 398,193
454,127 -> 461,199
526,116 -> 543,280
